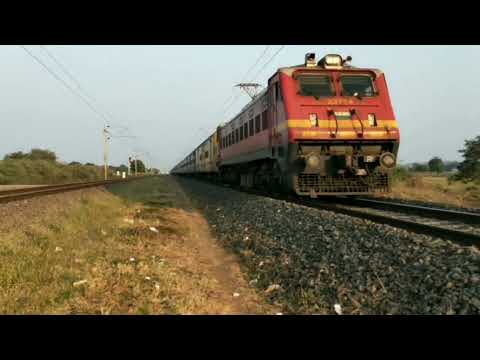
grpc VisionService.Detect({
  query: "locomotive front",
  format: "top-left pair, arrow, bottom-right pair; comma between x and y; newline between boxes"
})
277,53 -> 400,196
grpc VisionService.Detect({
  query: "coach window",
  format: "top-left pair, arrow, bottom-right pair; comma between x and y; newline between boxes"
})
244,123 -> 248,139
249,118 -> 254,136
255,115 -> 261,133
240,125 -> 244,141
262,110 -> 268,130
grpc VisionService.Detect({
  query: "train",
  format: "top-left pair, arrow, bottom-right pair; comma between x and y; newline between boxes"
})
171,53 -> 400,197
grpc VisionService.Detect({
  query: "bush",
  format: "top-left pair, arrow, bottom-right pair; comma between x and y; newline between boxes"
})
392,165 -> 412,183
456,135 -> 480,182
428,157 -> 445,173
0,159 -> 101,185
4,148 -> 57,162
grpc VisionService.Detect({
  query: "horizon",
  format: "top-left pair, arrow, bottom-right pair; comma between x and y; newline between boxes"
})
1,45 -> 478,172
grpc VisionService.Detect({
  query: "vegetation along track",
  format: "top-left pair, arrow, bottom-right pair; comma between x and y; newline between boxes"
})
200,179 -> 480,248
0,176 -> 147,204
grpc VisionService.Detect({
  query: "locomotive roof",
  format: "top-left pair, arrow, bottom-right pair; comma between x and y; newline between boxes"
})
221,63 -> 383,129
277,64 -> 384,77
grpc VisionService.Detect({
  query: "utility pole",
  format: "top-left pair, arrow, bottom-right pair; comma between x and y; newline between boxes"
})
131,151 -> 150,176
103,126 -> 111,180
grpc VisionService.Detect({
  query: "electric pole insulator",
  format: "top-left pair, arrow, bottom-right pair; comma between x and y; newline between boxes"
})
236,83 -> 262,100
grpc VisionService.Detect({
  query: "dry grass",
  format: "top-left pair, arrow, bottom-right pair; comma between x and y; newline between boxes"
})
378,174 -> 480,209
0,178 -> 273,314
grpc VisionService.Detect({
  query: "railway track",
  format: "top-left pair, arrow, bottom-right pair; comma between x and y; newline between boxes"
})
200,178 -> 480,248
298,196 -> 480,248
0,176 -> 146,204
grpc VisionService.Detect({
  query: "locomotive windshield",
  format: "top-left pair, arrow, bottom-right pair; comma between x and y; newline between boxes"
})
340,75 -> 376,97
298,75 -> 335,99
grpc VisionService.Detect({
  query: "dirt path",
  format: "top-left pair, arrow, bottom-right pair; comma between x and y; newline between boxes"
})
169,205 -> 271,314
108,176 -> 278,314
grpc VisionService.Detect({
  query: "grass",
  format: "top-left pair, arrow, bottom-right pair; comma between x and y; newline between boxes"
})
0,159 -> 105,185
379,172 -> 480,208
0,176 -> 269,314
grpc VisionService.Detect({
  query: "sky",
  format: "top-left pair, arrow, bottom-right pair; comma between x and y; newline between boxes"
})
0,45 -> 478,172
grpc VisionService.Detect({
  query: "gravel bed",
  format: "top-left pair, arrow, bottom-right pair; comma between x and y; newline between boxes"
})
173,176 -> 480,315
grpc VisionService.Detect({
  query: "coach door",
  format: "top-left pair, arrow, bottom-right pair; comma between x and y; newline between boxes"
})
269,78 -> 281,158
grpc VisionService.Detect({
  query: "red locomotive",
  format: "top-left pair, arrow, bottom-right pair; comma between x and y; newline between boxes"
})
171,53 -> 400,197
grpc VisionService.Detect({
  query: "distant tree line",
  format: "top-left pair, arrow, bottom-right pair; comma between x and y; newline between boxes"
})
397,135 -> 480,182
2,149 -> 142,174
4,149 -> 57,162
407,158 -> 459,173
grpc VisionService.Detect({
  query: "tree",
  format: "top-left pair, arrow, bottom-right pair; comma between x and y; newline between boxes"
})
4,149 -> 57,162
68,161 -> 82,166
428,157 -> 444,173
130,159 -> 146,173
118,164 -> 129,173
444,161 -> 460,172
456,135 -> 480,182
4,151 -> 27,160
410,162 -> 429,172
29,148 -> 57,161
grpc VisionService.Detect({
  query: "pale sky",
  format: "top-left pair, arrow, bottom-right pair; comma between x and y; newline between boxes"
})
1,45 -> 478,172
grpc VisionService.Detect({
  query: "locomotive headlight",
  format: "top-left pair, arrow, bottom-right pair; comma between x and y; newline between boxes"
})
306,154 -> 320,168
309,113 -> 318,127
325,55 -> 342,66
380,152 -> 396,169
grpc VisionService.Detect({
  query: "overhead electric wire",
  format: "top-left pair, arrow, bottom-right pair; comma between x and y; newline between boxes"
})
174,45 -> 285,168
250,45 -> 285,83
22,45 -> 142,169
219,45 -> 271,112
222,45 -> 285,118
39,45 -> 132,134
19,45 -> 110,125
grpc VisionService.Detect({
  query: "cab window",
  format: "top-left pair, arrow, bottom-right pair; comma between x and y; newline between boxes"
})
340,75 -> 376,97
298,75 -> 335,99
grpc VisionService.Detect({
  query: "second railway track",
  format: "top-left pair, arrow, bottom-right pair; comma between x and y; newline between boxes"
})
203,178 -> 480,248
0,176 -> 146,204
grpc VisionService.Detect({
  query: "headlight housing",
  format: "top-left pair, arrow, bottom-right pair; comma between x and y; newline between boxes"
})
319,54 -> 343,69
379,152 -> 396,169
306,154 -> 320,168
309,113 -> 318,127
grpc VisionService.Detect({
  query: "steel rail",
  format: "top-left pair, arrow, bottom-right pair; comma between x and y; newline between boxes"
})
0,176 -> 147,204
